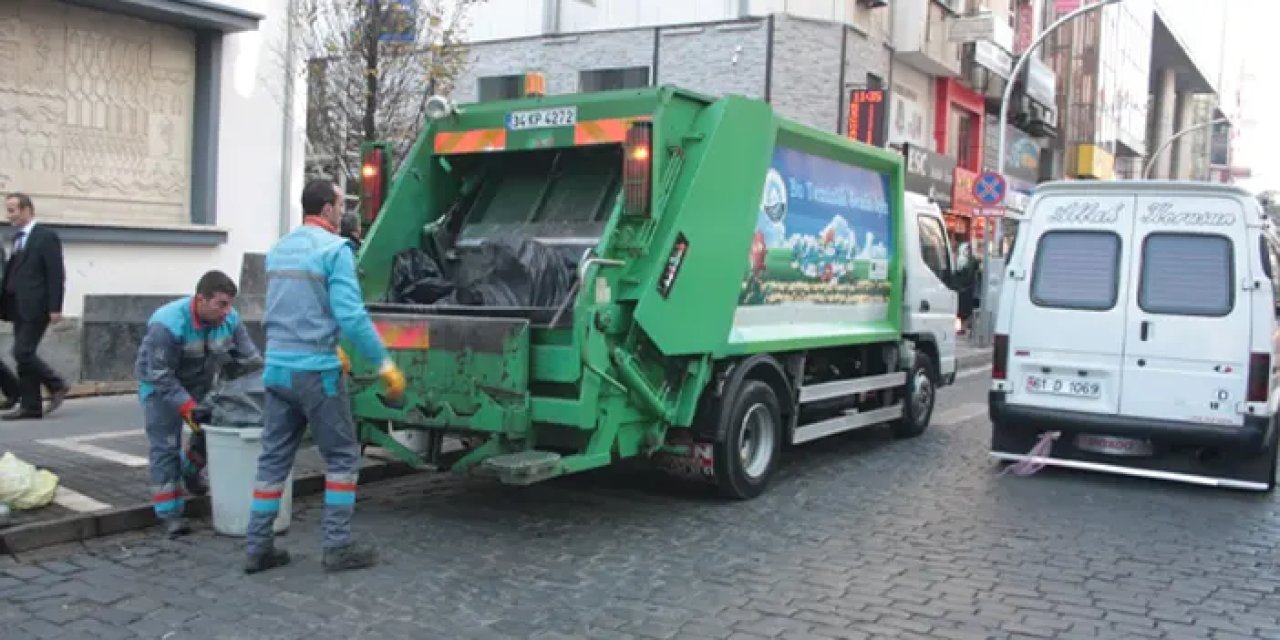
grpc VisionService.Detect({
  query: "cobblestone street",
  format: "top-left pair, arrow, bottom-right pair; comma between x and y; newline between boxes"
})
4,371 -> 1279,640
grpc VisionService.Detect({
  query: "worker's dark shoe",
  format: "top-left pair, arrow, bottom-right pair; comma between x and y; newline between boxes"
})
163,518 -> 191,538
322,542 -> 378,572
243,548 -> 291,575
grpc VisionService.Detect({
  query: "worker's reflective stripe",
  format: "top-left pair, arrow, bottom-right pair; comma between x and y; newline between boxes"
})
152,488 -> 182,514
251,485 -> 284,512
573,116 -> 652,145
434,128 -> 507,154
324,477 -> 357,506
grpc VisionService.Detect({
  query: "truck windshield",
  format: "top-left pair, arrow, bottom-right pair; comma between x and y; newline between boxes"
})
457,145 -> 622,246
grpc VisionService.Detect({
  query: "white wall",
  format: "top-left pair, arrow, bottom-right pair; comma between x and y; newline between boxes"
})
57,0 -> 302,316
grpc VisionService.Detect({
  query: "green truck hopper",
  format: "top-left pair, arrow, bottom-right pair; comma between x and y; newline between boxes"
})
344,85 -> 948,499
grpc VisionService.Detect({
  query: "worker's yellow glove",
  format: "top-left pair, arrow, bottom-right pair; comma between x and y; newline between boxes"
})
336,347 -> 351,375
379,359 -> 406,401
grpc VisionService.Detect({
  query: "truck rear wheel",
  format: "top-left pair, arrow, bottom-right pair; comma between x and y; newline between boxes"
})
892,352 -> 935,439
713,380 -> 782,500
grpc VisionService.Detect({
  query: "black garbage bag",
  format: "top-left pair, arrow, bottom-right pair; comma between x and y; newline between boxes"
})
446,237 -> 576,308
388,248 -> 455,305
195,372 -> 266,428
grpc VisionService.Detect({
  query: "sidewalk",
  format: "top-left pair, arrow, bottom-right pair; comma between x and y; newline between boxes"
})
0,395 -> 416,554
956,340 -> 991,370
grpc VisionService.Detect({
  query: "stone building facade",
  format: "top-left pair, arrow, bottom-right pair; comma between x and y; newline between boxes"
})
451,13 -> 891,138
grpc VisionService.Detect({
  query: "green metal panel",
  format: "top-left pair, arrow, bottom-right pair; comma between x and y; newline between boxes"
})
629,96 -> 777,356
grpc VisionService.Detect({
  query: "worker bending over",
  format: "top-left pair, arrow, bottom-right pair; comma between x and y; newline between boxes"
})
245,179 -> 404,574
135,270 -> 261,537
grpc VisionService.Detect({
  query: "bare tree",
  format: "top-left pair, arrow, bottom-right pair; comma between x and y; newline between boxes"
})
282,0 -> 485,187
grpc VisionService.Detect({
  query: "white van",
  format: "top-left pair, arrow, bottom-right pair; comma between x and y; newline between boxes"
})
903,192 -> 960,387
989,181 -> 1278,491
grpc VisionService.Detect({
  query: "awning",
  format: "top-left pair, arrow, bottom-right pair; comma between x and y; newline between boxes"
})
58,0 -> 263,32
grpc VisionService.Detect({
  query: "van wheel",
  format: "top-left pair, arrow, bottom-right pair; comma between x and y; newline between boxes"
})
712,380 -> 782,500
892,352 -> 935,439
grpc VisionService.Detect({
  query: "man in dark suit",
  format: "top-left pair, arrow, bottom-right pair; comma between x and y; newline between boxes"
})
0,240 -> 20,410
1,193 -> 69,419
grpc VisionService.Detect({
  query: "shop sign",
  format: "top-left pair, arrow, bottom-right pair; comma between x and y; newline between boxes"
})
847,89 -> 887,147
952,167 -> 982,215
889,88 -> 929,148
902,143 -> 956,207
1025,55 -> 1057,108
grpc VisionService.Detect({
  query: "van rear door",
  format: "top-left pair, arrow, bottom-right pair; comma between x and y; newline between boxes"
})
1117,196 -> 1252,426
1004,194 -> 1135,415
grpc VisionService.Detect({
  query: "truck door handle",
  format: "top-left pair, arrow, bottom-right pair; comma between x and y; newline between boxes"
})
1140,321 -> 1151,341
919,300 -> 931,312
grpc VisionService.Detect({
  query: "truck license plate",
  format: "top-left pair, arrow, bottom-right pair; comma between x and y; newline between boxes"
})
506,107 -> 577,130
1024,374 -> 1100,399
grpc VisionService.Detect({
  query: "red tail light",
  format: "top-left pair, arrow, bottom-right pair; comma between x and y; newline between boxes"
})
992,334 -> 1009,381
360,148 -> 386,223
622,122 -> 652,217
1247,352 -> 1270,402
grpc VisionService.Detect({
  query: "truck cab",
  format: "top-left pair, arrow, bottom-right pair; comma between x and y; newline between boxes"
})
902,192 -> 959,386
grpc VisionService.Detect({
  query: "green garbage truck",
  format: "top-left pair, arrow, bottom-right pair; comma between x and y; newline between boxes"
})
344,85 -> 959,499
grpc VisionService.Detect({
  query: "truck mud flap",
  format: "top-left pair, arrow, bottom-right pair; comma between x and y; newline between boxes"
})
354,314 -> 532,435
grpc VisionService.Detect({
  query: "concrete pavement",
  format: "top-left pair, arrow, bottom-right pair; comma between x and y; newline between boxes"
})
5,364 -> 1279,639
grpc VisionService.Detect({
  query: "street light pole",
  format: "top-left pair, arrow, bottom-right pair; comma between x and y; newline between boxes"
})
1143,117 -> 1230,179
973,0 -> 1126,347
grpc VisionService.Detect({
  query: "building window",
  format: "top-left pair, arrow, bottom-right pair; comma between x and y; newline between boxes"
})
478,75 -> 525,102
579,67 -> 650,93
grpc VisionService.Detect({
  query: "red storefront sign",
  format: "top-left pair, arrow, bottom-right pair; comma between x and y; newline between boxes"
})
952,167 -> 982,216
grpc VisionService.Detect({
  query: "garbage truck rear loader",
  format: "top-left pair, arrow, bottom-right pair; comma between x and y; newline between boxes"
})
346,86 -> 950,499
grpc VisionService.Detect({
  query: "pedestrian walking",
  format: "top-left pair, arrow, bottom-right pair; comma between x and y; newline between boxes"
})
1,193 -> 69,420
244,178 -> 404,575
135,270 -> 261,537
0,240 -> 22,410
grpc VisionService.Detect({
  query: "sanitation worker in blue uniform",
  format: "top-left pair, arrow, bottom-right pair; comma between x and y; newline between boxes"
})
135,270 -> 261,537
244,178 -> 405,574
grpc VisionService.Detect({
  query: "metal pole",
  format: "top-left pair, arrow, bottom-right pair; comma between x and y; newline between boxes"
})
1143,117 -> 1230,179
974,0 -> 1125,347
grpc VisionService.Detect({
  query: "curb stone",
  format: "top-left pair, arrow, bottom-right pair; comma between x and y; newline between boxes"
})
0,460 -> 419,556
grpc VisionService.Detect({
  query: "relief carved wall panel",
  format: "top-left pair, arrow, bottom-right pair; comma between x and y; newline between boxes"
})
0,0 -> 195,226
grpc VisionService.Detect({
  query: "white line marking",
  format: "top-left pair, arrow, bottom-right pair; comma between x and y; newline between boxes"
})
957,366 -> 991,380
62,429 -> 145,443
935,403 -> 988,426
53,486 -> 112,512
36,439 -> 149,467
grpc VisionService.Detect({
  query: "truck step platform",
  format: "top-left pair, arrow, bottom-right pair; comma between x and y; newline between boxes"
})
481,450 -> 563,486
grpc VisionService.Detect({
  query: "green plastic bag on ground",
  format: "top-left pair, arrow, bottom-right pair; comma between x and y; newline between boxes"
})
0,451 -> 59,510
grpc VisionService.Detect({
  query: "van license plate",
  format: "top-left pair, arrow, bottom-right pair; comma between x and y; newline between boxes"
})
1024,375 -> 1100,398
1076,434 -> 1154,457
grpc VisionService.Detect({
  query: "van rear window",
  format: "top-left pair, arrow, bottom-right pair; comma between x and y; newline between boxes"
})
1031,231 -> 1121,311
1139,233 -> 1233,317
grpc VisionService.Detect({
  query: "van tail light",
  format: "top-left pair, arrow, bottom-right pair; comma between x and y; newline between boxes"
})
359,146 -> 387,223
992,334 -> 1009,381
1247,352 -> 1270,402
622,122 -> 652,217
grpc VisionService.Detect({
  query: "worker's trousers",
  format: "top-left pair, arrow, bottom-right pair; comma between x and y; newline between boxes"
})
245,367 -> 360,557
142,394 -> 198,521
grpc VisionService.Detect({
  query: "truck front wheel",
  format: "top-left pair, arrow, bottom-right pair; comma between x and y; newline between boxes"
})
892,351 -> 935,439
713,380 -> 782,500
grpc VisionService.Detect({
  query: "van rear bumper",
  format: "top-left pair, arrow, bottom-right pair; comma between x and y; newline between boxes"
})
989,391 -> 1273,452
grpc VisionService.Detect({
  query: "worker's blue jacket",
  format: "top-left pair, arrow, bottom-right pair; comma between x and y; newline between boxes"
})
262,220 -> 387,375
135,296 -> 261,412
